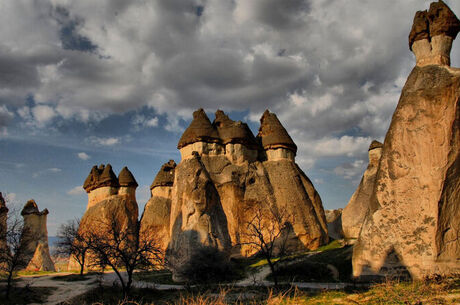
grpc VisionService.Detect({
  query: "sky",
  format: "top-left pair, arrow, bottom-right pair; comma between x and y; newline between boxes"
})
0,0 -> 459,235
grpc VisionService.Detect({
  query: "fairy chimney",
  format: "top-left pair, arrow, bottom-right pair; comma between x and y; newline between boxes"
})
257,110 -> 297,161
118,166 -> 138,201
177,109 -> 223,159
21,200 -> 55,271
83,164 -> 119,209
409,0 -> 460,66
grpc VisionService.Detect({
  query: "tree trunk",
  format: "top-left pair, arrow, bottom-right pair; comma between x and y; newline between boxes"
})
79,254 -> 85,276
6,269 -> 13,299
267,258 -> 278,288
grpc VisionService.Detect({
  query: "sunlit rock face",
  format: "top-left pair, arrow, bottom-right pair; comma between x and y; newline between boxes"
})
140,160 -> 176,252
163,109 -> 328,279
21,200 -> 55,271
353,1 -> 460,280
342,141 -> 383,239
325,209 -> 343,240
69,165 -> 139,271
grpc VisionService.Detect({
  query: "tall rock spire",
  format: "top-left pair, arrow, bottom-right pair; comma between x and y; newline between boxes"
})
257,110 -> 297,155
177,109 -> 220,149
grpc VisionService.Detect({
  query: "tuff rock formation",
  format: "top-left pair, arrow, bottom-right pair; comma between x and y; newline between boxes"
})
353,1 -> 460,280
325,209 -> 343,240
0,192 -> 8,253
21,200 -> 55,271
409,0 -> 460,67
140,160 -> 176,251
165,108 -> 328,278
69,165 -> 139,271
342,141 -> 383,239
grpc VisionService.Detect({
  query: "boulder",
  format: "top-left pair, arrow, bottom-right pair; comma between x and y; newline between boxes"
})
342,141 -> 383,239
21,200 -> 55,271
353,2 -> 460,279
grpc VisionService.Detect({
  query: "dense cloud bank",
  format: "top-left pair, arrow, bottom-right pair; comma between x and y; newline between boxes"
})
1,0 -> 459,169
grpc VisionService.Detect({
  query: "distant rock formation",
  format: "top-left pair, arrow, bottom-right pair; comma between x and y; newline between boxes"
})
21,200 -> 55,271
69,165 -> 139,271
353,1 -> 460,280
342,141 -> 383,239
140,160 -> 176,251
325,209 -> 343,240
0,192 -> 8,253
163,108 -> 328,278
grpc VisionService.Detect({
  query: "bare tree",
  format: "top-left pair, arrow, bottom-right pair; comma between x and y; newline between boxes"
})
55,219 -> 89,275
0,208 -> 35,299
85,213 -> 163,298
240,204 -> 293,287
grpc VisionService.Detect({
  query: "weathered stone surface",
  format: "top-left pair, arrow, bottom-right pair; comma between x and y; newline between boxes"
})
177,109 -> 220,149
342,141 -> 383,239
140,160 -> 176,252
21,200 -> 55,271
325,209 -> 343,240
257,110 -> 297,154
163,109 -> 328,280
167,153 -> 232,279
410,1 -> 460,66
353,64 -> 460,280
213,110 -> 259,149
118,166 -> 138,187
150,160 -> 176,189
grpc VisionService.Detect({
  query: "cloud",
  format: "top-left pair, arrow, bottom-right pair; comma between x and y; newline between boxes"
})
67,185 -> 85,195
32,167 -> 62,178
77,152 -> 90,160
334,160 -> 366,180
88,136 -> 121,146
132,114 -> 159,129
4,193 -> 17,204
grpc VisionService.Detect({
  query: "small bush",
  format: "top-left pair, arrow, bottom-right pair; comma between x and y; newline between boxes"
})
177,247 -> 239,285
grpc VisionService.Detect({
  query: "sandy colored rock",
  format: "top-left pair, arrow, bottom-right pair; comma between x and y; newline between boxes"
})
118,166 -> 138,187
342,141 -> 383,239
166,153 -> 232,279
21,200 -> 55,271
353,64 -> 460,280
213,110 -> 259,149
325,209 -> 343,240
177,109 -> 221,149
427,0 -> 460,38
257,110 -> 297,154
140,160 -> 176,252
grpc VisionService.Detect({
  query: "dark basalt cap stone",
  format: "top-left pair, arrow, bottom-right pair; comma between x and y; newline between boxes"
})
21,199 -> 48,216
213,110 -> 259,149
118,166 -> 138,188
177,109 -> 221,149
427,0 -> 460,39
369,140 -> 383,151
98,164 -> 119,188
257,110 -> 297,154
151,160 -> 176,189
83,165 -> 101,192
409,11 -> 430,50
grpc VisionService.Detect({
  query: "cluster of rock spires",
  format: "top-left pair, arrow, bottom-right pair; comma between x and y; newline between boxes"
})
76,109 -> 328,279
71,0 -> 459,282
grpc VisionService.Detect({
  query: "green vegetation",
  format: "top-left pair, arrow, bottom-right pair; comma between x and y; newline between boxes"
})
133,269 -> 176,285
50,273 -> 95,282
16,270 -> 58,276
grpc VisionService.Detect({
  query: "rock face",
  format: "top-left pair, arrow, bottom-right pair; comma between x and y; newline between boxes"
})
0,192 -> 8,253
165,109 -> 328,278
140,160 -> 176,251
409,0 -> 460,67
342,141 -> 383,239
21,200 -> 55,271
325,209 -> 343,240
353,1 -> 460,280
69,165 -> 139,271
